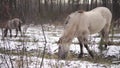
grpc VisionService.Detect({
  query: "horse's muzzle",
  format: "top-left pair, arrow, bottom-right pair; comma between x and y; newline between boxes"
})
58,46 -> 68,59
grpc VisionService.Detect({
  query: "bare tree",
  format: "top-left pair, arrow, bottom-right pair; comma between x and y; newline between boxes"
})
112,0 -> 120,20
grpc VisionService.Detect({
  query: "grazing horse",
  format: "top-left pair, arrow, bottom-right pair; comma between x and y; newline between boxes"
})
4,18 -> 23,37
57,7 -> 112,59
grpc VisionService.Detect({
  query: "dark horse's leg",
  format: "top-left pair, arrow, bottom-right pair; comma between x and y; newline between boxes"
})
84,44 -> 94,58
15,29 -> 18,37
77,37 -> 83,58
84,38 -> 94,58
100,22 -> 110,49
18,24 -> 22,37
78,37 -> 94,58
100,29 -> 109,49
4,28 -> 8,37
9,29 -> 12,37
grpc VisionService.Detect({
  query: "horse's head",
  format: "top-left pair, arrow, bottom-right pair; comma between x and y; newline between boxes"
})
57,37 -> 70,59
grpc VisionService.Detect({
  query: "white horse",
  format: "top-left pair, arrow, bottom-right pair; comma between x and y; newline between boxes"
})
4,18 -> 23,37
57,7 -> 112,59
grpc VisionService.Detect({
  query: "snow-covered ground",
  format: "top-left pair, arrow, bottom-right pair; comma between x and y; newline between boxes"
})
0,24 -> 120,68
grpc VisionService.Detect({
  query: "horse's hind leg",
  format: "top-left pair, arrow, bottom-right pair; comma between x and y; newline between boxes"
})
18,25 -> 22,37
100,23 -> 110,49
77,37 -> 83,58
100,30 -> 108,48
9,29 -> 12,37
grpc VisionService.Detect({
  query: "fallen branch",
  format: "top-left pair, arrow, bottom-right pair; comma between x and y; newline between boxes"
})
112,61 -> 120,64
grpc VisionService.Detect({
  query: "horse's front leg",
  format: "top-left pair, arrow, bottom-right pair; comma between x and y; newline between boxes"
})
84,44 -> 94,58
77,37 -> 83,58
83,37 -> 94,58
4,29 -> 8,37
18,26 -> 22,37
15,29 -> 18,37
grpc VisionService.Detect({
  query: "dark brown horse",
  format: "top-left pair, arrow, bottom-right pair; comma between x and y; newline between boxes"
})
4,18 -> 23,37
0,18 -> 23,38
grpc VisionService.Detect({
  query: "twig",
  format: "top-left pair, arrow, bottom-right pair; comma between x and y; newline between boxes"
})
40,24 -> 47,68
2,55 -> 9,68
6,38 -> 14,68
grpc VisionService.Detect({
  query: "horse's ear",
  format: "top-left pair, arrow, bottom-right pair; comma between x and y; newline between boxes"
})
78,10 -> 84,13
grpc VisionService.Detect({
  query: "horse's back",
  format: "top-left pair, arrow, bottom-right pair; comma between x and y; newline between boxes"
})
86,7 -> 112,34
92,7 -> 112,21
14,18 -> 23,24
7,18 -> 21,29
63,7 -> 112,37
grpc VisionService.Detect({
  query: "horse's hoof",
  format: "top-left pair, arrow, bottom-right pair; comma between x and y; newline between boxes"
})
14,35 -> 17,37
78,56 -> 83,59
89,51 -> 94,59
91,55 -> 94,59
78,53 -> 83,58
104,44 -> 108,49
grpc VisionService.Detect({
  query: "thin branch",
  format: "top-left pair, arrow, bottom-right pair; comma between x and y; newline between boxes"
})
40,24 -> 47,68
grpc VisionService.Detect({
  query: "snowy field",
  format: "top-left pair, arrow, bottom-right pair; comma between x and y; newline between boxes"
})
0,24 -> 120,68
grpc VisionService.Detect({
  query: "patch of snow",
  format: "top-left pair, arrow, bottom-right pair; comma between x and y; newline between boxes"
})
0,24 -> 120,68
